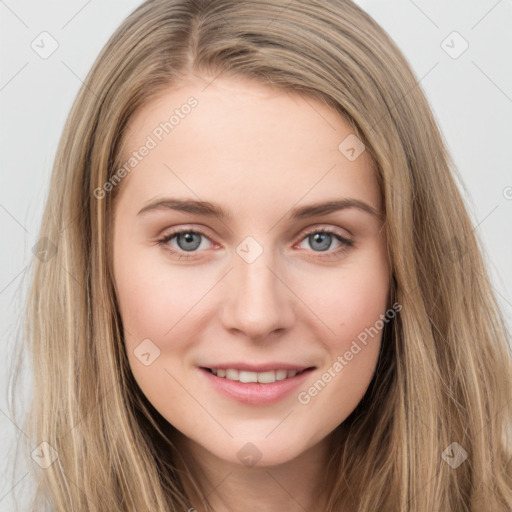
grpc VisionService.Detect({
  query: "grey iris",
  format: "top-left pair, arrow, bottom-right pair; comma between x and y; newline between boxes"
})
309,233 -> 332,251
177,232 -> 202,251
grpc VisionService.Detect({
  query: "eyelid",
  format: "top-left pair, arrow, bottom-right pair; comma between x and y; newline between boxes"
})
299,224 -> 352,240
156,224 -> 215,243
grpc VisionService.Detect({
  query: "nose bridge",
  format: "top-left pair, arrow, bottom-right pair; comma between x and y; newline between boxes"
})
220,234 -> 293,338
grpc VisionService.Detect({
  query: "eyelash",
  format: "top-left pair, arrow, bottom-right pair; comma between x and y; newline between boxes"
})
156,226 -> 354,261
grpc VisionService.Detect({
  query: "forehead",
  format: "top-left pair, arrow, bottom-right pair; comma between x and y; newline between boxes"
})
116,76 -> 380,214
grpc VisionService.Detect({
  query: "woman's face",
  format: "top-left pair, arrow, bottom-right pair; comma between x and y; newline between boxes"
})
112,76 -> 390,468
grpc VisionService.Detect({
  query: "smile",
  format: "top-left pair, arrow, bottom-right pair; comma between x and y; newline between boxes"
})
204,367 -> 310,383
199,366 -> 315,405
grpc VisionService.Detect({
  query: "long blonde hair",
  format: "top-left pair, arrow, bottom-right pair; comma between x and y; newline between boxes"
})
11,0 -> 512,510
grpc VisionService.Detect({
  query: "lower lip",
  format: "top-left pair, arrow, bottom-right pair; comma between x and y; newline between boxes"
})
199,367 -> 315,405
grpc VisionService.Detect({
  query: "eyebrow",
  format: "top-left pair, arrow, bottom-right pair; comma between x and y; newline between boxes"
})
137,197 -> 383,221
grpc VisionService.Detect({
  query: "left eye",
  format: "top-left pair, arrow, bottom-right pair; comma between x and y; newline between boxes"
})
157,227 -> 353,259
164,230 -> 210,253
297,230 -> 351,252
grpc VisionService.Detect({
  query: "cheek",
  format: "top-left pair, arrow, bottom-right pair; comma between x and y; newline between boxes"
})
307,271 -> 387,372
116,269 -> 178,339
114,241 -> 203,341
292,248 -> 389,425
113,249 -> 202,413
297,247 -> 390,346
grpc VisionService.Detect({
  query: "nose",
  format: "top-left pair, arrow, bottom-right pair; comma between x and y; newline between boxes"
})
219,242 -> 296,341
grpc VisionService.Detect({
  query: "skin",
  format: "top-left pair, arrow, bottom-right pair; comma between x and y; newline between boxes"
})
112,75 -> 390,512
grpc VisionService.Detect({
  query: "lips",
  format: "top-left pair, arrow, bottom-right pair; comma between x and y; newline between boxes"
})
199,364 -> 316,405
200,362 -> 312,373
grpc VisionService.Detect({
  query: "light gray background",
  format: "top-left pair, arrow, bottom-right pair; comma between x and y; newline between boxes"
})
1,1 -> 511,510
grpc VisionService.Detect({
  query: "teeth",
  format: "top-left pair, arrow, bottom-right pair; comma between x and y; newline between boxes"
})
239,370 -> 258,383
258,371 -> 277,384
210,368 -> 300,383
225,369 -> 239,380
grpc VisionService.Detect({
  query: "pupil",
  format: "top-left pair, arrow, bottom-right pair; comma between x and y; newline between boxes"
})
311,233 -> 331,251
178,232 -> 201,251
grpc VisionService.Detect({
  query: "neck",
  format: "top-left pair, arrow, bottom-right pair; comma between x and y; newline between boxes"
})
174,432 -> 336,512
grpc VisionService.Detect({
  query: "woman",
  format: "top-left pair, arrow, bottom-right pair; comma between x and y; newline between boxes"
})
15,0 -> 512,510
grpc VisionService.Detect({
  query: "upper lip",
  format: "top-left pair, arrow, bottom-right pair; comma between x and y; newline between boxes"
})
200,362 -> 314,372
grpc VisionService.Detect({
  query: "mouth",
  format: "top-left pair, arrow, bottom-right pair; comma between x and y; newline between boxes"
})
200,366 -> 315,383
199,365 -> 316,405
